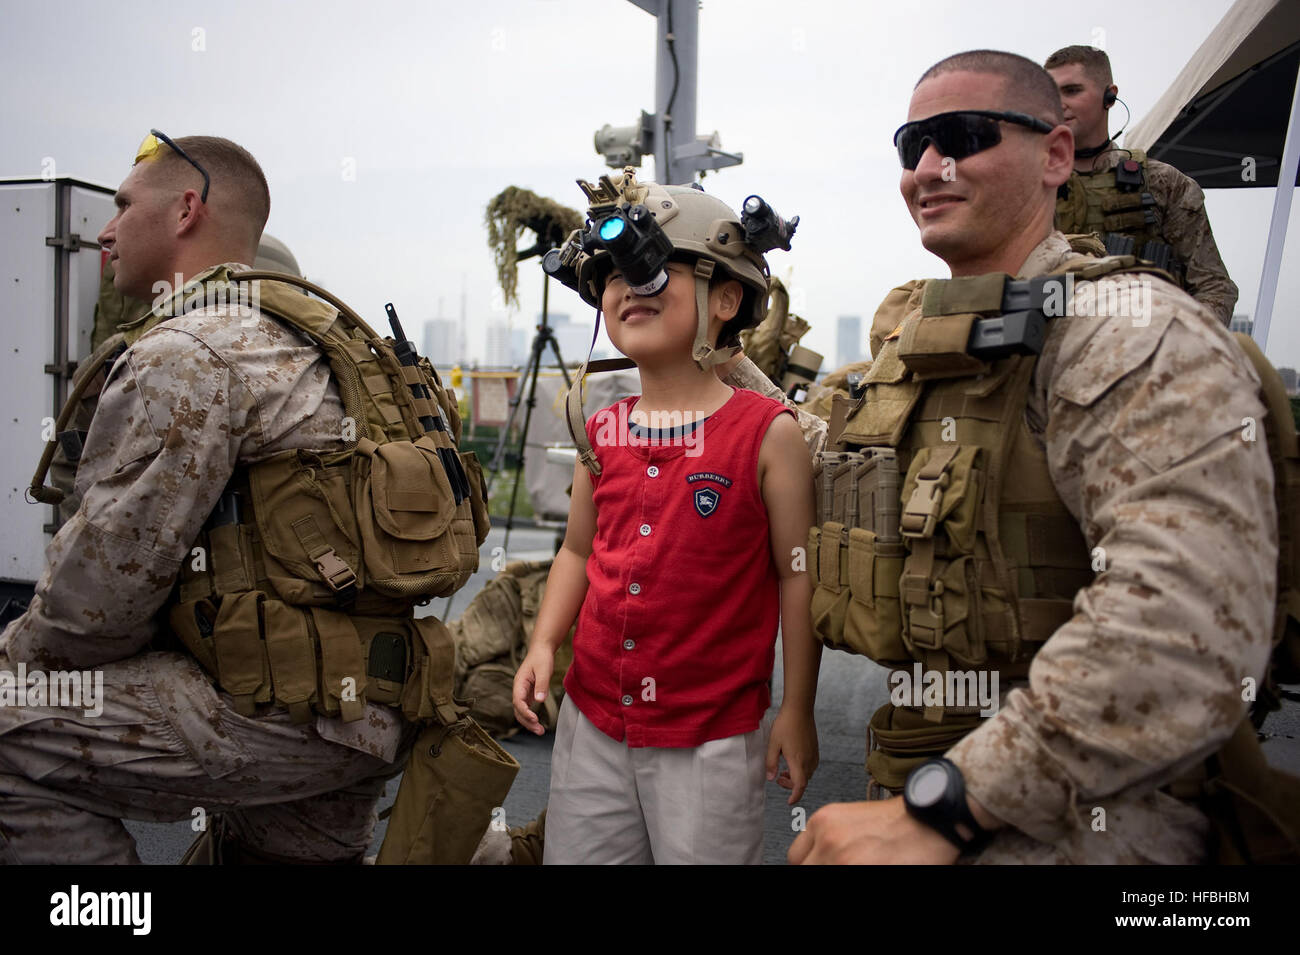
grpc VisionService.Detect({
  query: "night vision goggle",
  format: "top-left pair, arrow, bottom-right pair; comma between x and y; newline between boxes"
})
542,191 -> 799,299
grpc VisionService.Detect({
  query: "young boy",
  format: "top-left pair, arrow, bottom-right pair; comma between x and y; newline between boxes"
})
512,173 -> 820,864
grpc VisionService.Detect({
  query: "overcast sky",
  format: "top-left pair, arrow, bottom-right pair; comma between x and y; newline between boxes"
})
4,0 -> 1296,370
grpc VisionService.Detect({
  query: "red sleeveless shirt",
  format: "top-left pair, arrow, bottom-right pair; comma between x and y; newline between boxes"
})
563,387 -> 793,748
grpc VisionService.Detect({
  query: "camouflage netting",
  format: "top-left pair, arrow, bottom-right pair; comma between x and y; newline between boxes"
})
740,276 -> 812,383
449,558 -> 572,739
485,187 -> 585,308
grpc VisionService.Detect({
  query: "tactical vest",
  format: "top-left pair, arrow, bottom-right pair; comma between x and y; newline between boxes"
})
812,255 -> 1300,861
29,267 -> 491,727
813,254 -> 1193,791
1055,150 -> 1181,283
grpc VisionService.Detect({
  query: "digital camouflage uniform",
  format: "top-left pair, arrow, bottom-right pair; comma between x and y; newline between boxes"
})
1072,148 -> 1239,326
940,233 -> 1276,863
0,264 -> 415,864
724,356 -> 828,457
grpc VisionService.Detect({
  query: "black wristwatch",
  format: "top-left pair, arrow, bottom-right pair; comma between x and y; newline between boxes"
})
903,758 -> 993,854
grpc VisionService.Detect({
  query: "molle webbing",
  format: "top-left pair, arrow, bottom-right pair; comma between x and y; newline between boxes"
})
815,258 -> 1158,785
1056,152 -> 1168,256
169,590 -> 464,727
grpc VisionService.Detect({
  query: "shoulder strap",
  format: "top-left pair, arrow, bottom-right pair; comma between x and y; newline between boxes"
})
231,269 -> 427,444
1059,253 -> 1176,286
563,310 -> 634,477
228,269 -> 377,343
28,333 -> 127,505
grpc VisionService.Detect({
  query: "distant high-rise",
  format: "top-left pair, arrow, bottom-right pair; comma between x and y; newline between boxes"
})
511,327 -> 529,365
1279,366 -> 1298,395
836,315 -> 863,369
422,318 -> 462,364
484,323 -> 513,367
1230,313 -> 1253,336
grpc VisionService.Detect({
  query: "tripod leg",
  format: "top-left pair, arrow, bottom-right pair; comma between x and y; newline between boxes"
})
503,333 -> 551,554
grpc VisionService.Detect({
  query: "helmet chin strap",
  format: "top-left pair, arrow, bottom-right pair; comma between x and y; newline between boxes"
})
566,259 -> 742,477
690,258 -> 740,370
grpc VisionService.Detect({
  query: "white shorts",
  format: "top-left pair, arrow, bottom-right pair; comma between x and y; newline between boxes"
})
543,695 -> 771,865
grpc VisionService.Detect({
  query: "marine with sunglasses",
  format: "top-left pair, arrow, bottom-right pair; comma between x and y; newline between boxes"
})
1046,45 -> 1238,326
0,133 -> 425,863
789,50 -> 1276,864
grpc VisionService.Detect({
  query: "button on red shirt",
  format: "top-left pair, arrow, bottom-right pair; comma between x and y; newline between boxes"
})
563,387 -> 793,748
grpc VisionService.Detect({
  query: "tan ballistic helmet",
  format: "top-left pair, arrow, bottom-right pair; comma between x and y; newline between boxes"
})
564,168 -> 772,370
254,233 -> 303,276
574,180 -> 771,327
556,168 -> 792,476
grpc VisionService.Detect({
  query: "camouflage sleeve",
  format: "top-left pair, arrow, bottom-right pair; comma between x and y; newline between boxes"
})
945,280 -> 1276,845
724,355 -> 828,457
1147,159 -> 1239,326
1,326 -> 256,670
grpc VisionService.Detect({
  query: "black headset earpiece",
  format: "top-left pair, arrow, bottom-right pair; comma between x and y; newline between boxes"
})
1103,88 -> 1117,108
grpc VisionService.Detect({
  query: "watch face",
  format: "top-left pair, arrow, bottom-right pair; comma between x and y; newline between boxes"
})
907,763 -> 948,808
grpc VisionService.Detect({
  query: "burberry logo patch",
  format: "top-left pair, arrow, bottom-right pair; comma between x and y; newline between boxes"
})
694,487 -> 721,518
685,471 -> 733,488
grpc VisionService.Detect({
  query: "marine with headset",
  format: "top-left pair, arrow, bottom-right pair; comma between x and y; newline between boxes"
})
1047,45 -> 1238,326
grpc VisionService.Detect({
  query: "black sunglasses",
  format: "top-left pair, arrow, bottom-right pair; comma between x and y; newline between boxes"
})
893,110 -> 1056,170
135,129 -> 211,203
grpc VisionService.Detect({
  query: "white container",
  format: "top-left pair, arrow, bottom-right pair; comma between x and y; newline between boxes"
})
0,176 -> 116,596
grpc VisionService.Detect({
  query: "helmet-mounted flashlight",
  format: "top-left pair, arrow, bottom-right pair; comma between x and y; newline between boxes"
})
593,203 -> 674,297
741,195 -> 799,253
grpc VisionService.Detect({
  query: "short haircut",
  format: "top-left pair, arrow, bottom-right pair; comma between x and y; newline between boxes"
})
917,49 -> 1065,125
151,135 -> 271,238
1045,45 -> 1114,89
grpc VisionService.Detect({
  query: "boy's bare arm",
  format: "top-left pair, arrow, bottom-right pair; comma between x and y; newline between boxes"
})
759,413 -> 820,712
760,412 -> 822,801
513,460 -> 598,733
532,460 -> 597,652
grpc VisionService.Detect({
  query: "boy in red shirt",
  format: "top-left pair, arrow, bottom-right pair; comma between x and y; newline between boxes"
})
513,172 -> 820,864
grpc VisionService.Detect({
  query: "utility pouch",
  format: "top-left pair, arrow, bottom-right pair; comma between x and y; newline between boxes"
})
401,615 -> 468,727
375,718 -> 521,865
809,524 -> 852,650
461,451 -> 491,544
247,450 -> 362,605
898,446 -> 988,668
843,528 -> 908,663
831,452 -> 864,529
900,445 -> 983,552
897,312 -> 989,379
853,449 -> 901,537
211,591 -> 271,717
354,435 -> 474,598
1101,191 -> 1147,215
838,344 -> 922,449
866,702 -> 984,791
812,451 -> 861,525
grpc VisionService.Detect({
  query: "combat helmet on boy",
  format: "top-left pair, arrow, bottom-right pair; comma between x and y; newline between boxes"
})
543,167 -> 799,473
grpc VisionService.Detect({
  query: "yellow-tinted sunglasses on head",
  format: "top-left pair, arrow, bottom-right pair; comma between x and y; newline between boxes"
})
134,129 -> 210,203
